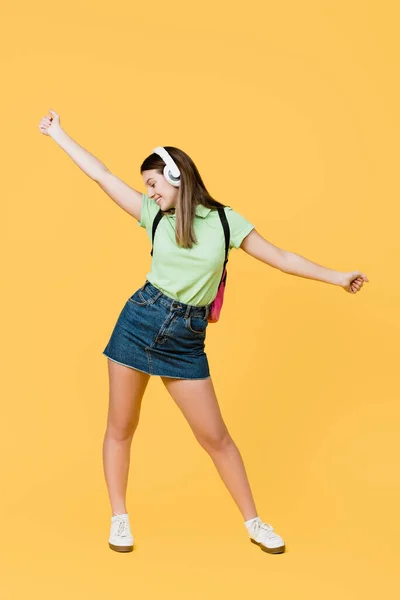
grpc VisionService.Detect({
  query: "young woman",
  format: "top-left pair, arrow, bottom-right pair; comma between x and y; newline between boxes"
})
38,109 -> 369,555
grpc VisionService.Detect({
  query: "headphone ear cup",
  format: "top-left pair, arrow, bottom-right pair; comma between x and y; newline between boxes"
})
163,164 -> 181,187
163,164 -> 170,182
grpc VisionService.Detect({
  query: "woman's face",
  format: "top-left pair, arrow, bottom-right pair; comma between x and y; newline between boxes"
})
142,169 -> 179,212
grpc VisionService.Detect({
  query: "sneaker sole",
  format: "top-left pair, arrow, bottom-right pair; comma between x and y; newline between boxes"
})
109,542 -> 134,552
250,538 -> 286,554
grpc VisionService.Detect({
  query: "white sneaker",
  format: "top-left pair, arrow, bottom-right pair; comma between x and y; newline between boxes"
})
108,513 -> 134,552
246,517 -> 286,554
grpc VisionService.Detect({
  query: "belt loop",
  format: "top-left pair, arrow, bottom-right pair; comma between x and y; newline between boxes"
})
184,304 -> 191,319
205,304 -> 210,319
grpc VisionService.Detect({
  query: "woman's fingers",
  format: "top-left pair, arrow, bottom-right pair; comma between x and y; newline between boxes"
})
38,114 -> 53,135
350,278 -> 365,292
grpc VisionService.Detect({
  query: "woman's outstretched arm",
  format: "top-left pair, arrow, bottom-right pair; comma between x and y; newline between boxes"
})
39,109 -> 109,181
38,109 -> 142,220
240,229 -> 369,294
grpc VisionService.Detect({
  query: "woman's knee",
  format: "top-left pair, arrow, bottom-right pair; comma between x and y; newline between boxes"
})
105,420 -> 137,442
197,428 -> 233,453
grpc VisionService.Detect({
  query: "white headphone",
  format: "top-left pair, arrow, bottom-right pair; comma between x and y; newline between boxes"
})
152,146 -> 181,187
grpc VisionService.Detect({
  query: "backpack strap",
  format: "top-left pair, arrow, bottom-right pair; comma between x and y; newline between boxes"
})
150,208 -> 164,256
217,207 -> 230,285
217,207 -> 230,261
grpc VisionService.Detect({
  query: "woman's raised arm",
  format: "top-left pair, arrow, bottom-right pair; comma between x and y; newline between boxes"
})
38,109 -> 142,220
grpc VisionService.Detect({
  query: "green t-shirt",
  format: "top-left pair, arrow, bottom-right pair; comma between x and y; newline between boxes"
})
138,193 -> 254,306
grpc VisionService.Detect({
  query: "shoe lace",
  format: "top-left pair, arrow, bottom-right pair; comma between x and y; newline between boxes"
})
254,521 -> 278,540
115,518 -> 130,537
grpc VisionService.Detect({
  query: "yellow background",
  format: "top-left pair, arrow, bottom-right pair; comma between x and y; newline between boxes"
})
2,0 -> 399,598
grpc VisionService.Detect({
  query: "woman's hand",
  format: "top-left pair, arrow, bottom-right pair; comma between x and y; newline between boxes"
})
38,109 -> 62,137
340,271 -> 369,294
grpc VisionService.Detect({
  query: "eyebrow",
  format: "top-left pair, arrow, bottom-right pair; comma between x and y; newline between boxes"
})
145,178 -> 155,185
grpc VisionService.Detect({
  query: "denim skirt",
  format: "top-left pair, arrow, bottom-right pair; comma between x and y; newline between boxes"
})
102,280 -> 211,379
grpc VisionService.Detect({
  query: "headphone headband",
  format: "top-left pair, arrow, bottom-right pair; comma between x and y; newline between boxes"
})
152,146 -> 181,187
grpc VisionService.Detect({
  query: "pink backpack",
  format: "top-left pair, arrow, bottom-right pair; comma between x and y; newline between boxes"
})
151,206 -> 231,324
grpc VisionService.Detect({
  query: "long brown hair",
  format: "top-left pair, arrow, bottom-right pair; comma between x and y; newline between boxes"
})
140,146 -> 227,249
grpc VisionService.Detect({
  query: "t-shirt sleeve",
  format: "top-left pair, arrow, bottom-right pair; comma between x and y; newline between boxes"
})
137,193 -> 160,231
224,206 -> 255,249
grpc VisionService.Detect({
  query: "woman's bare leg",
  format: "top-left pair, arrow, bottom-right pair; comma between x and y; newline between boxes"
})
103,359 -> 150,516
161,376 -> 258,521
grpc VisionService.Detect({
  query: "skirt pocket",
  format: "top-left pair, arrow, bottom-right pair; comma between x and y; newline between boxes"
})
185,315 -> 208,336
128,289 -> 152,306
